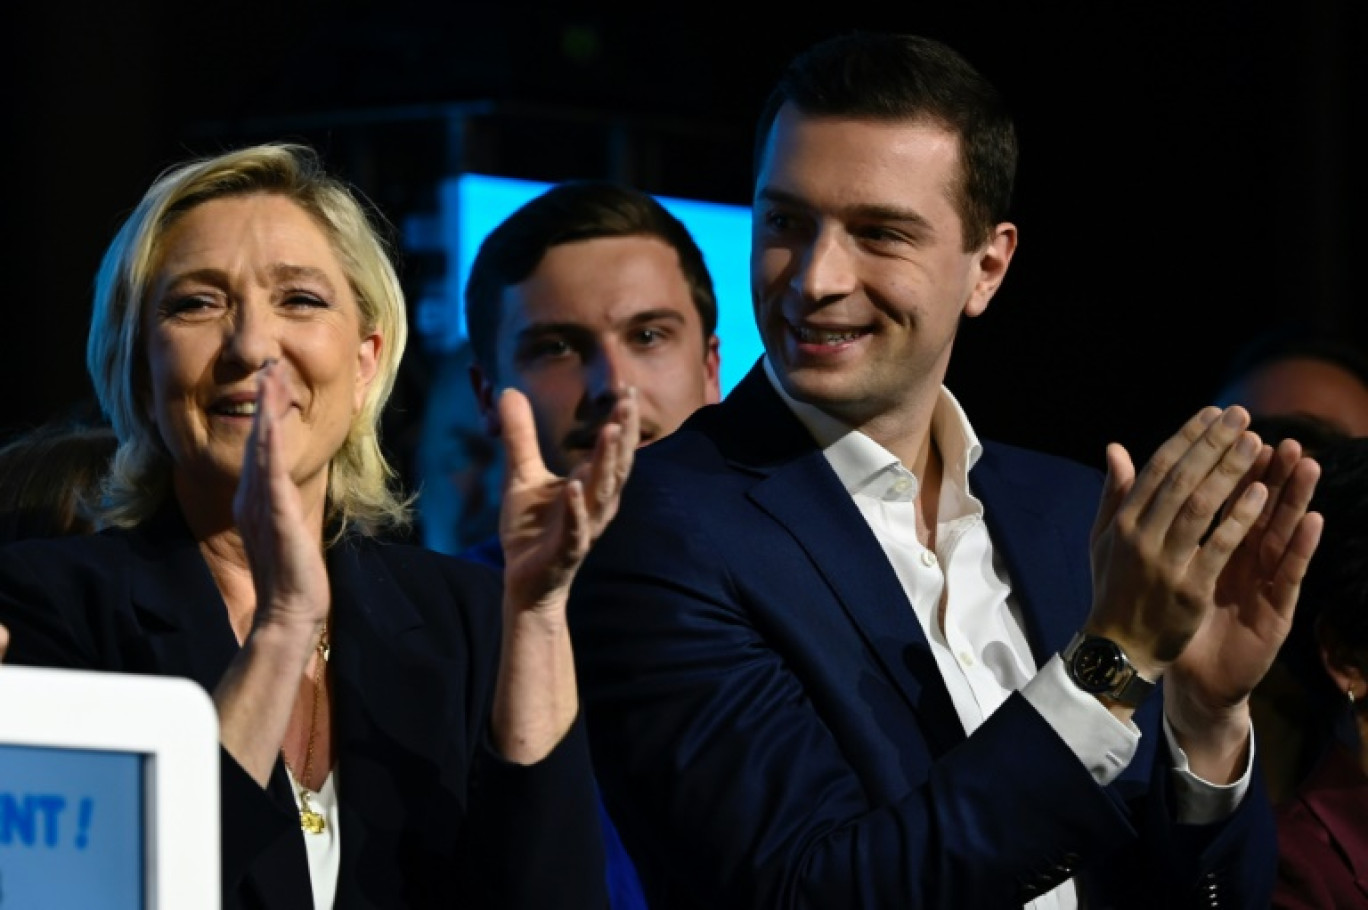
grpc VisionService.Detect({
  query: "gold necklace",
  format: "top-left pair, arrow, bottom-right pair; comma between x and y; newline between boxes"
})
283,622 -> 330,834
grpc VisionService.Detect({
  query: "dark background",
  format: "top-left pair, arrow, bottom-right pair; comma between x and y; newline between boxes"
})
4,1 -> 1365,477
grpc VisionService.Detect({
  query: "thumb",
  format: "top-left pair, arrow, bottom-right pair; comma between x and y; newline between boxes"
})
497,388 -> 547,486
1092,442 -> 1136,544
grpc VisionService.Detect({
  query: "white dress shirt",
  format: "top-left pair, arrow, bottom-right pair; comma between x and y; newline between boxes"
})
287,765 -> 340,909
762,358 -> 1251,908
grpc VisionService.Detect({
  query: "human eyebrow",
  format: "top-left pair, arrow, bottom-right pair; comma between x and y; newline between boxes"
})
844,202 -> 934,237
755,189 -> 935,240
158,267 -> 227,291
268,264 -> 338,296
754,187 -> 810,211
158,264 -> 338,295
515,321 -> 594,342
618,309 -> 688,330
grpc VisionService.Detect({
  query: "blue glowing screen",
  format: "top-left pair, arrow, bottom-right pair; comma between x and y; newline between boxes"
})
0,744 -> 145,909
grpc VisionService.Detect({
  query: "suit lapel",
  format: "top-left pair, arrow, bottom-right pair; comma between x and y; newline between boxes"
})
124,503 -> 243,691
716,365 -> 964,752
124,503 -> 311,906
329,535 -> 454,771
123,509 -> 471,902
327,538 -> 467,889
971,445 -> 1088,663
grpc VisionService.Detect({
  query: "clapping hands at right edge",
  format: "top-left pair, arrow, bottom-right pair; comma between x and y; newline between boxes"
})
1086,404 -> 1323,782
492,386 -> 640,764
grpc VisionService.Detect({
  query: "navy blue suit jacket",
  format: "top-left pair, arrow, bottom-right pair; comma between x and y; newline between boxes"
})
569,361 -> 1276,909
0,504 -> 608,910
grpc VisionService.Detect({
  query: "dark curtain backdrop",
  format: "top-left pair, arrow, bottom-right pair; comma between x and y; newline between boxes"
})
3,0 -> 1364,473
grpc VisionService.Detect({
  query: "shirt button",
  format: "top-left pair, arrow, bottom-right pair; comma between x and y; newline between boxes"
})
959,652 -> 975,667
920,550 -> 937,567
893,478 -> 912,493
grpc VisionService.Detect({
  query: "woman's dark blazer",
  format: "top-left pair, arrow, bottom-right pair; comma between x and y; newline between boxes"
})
0,504 -> 607,909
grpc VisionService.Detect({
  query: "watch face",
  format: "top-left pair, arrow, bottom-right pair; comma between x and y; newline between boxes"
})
1072,639 -> 1124,693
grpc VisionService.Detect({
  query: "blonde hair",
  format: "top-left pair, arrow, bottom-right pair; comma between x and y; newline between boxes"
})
86,142 -> 412,537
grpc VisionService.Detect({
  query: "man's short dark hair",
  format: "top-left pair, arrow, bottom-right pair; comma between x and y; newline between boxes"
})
464,180 -> 718,378
752,31 -> 1018,251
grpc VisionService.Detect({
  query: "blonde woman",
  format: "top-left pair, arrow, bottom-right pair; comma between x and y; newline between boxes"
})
0,143 -> 630,909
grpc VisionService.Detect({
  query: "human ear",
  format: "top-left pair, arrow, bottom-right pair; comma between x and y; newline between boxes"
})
963,222 -> 1018,319
469,364 -> 502,437
1319,638 -> 1367,700
353,330 -> 382,413
703,335 -> 722,404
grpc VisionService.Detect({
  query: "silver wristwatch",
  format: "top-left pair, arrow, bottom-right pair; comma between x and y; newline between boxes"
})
1061,632 -> 1156,708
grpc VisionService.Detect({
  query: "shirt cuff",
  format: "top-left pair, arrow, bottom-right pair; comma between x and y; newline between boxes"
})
1022,655 -> 1139,786
1162,712 -> 1253,824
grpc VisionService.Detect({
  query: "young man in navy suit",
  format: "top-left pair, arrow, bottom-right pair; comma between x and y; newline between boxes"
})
459,179 -> 724,910
568,31 -> 1324,909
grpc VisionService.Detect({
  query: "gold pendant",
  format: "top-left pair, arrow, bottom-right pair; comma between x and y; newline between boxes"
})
298,792 -> 326,834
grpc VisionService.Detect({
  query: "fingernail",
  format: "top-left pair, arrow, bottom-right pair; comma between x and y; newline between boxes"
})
1222,407 -> 1246,428
1198,407 -> 1220,426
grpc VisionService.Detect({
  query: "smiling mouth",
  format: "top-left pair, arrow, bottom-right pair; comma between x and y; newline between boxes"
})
791,323 -> 871,345
211,401 -> 258,417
